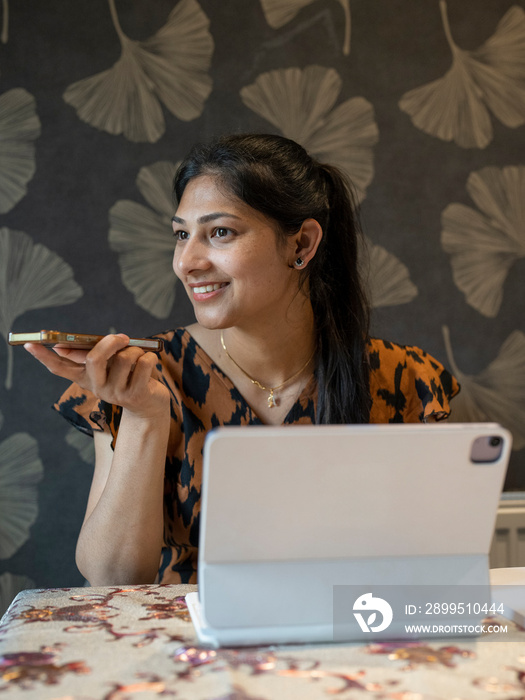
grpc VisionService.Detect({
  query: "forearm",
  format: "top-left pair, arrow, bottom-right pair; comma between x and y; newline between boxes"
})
25,334 -> 172,584
76,409 -> 170,585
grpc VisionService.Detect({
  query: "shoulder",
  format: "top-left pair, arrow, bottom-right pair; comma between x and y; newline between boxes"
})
153,325 -> 213,358
153,326 -> 222,408
368,337 -> 448,374
367,337 -> 460,423
151,327 -> 186,356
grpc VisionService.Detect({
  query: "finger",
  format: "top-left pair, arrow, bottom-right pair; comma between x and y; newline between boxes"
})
127,352 -> 158,394
84,334 -> 132,388
106,347 -> 146,389
87,334 -> 131,361
24,343 -> 87,383
53,347 -> 90,363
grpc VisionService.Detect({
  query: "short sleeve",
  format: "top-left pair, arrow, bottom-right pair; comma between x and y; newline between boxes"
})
52,329 -> 178,446
368,338 -> 460,423
53,382 -> 122,440
52,330 -> 177,442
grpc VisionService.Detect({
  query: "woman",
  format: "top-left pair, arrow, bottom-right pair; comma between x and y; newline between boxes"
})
25,134 -> 459,586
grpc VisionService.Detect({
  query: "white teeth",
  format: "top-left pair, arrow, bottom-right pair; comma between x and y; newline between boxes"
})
193,283 -> 225,294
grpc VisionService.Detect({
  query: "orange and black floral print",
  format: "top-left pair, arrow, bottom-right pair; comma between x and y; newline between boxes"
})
54,329 -> 459,584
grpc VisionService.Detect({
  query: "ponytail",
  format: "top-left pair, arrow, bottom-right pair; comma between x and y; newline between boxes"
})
309,165 -> 371,424
174,133 -> 372,424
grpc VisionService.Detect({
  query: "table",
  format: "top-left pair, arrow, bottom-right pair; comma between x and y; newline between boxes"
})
1,582 -> 525,699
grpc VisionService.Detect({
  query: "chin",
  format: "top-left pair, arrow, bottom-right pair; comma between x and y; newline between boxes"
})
193,313 -> 228,331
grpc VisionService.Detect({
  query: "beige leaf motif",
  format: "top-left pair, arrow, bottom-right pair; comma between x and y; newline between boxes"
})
0,433 -> 44,559
0,228 -> 83,389
443,326 -> 525,450
0,572 -> 35,618
240,66 -> 378,201
65,427 -> 95,465
109,162 -> 179,319
63,0 -> 213,143
260,0 -> 351,55
441,166 -> 525,317
360,238 -> 418,308
399,2 -> 525,148
0,88 -> 41,213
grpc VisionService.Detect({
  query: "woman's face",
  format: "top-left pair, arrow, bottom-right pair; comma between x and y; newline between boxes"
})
172,175 -> 301,331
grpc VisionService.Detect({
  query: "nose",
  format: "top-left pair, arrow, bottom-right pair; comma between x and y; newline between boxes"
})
173,236 -> 211,277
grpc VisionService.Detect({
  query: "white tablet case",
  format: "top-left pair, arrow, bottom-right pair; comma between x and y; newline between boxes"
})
186,423 -> 511,646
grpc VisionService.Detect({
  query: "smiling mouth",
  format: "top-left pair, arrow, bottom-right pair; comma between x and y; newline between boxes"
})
192,282 -> 228,294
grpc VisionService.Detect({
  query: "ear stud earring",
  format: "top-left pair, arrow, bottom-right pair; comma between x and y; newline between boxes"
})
295,257 -> 305,268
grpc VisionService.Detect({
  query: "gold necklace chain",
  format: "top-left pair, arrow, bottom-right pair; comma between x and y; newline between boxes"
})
220,331 -> 315,408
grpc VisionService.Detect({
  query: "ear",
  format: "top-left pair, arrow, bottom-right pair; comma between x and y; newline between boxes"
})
290,219 -> 323,269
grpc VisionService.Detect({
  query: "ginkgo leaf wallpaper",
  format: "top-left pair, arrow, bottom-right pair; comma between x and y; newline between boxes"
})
0,0 -> 524,613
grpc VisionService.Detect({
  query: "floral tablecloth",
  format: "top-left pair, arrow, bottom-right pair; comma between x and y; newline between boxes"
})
1,584 -> 525,699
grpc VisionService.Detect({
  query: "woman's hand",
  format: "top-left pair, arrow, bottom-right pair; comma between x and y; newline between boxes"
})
25,334 -> 169,418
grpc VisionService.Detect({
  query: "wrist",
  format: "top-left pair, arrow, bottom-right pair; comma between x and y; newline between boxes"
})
120,400 -> 170,431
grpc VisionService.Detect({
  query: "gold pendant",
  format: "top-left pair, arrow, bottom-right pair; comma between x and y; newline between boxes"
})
268,390 -> 276,408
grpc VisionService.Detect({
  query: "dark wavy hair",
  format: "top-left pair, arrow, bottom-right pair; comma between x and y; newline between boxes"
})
173,133 -> 371,424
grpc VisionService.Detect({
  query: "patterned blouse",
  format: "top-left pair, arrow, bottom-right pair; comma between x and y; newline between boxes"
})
54,328 -> 460,584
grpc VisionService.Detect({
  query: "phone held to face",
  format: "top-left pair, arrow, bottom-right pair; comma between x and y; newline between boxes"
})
8,330 -> 162,352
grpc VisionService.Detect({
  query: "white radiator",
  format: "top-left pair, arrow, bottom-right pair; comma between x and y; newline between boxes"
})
490,494 -> 525,569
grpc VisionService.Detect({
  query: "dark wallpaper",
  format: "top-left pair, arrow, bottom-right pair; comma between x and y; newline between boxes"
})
0,0 -> 524,612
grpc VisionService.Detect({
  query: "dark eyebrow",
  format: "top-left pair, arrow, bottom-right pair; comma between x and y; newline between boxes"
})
171,212 -> 241,225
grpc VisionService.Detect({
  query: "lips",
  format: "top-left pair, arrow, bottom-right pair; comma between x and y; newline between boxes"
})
191,282 -> 228,294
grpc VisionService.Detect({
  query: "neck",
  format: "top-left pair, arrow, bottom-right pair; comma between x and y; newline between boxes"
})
220,303 -> 316,389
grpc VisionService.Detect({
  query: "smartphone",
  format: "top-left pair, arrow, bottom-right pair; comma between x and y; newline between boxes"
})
8,330 -> 162,352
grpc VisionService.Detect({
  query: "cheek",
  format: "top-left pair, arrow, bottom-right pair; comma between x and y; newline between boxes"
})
231,256 -> 263,285
213,251 -> 244,279
249,256 -> 292,292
